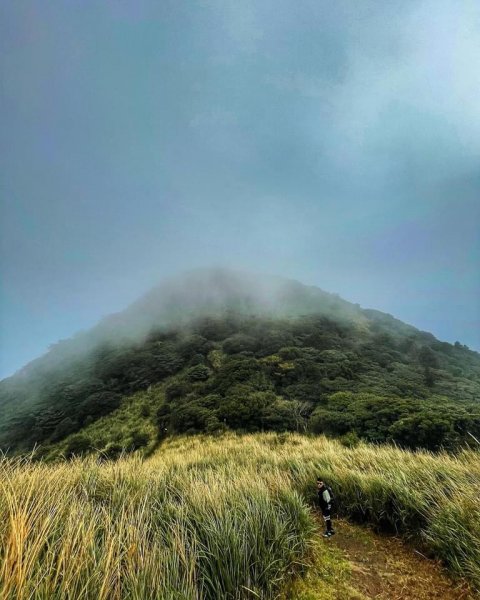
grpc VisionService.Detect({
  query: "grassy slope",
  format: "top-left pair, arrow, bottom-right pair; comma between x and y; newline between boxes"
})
42,382 -> 167,460
158,434 -> 480,586
1,433 -> 479,599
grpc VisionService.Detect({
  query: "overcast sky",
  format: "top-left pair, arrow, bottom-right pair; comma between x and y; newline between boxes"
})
1,0 -> 479,378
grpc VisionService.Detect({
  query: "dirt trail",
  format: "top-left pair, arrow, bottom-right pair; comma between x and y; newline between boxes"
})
326,519 -> 476,600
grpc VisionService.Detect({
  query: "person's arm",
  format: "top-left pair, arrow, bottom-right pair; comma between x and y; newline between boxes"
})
322,489 -> 331,504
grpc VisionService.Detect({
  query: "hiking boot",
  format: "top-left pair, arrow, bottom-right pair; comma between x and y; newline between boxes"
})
329,530 -> 336,536
323,532 -> 330,538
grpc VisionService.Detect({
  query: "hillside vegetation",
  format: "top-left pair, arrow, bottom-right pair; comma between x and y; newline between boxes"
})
1,433 -> 479,599
1,270 -> 479,455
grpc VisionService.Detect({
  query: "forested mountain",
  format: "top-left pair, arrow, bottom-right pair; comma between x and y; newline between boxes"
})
1,268 -> 479,456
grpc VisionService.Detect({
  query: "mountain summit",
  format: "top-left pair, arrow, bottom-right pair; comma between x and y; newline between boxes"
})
90,268 -> 362,342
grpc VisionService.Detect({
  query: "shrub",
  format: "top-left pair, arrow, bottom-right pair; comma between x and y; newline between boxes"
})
64,434 -> 91,458
186,365 -> 211,382
127,430 -> 150,450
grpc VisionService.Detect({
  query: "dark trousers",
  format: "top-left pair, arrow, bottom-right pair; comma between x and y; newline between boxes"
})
322,506 -> 333,532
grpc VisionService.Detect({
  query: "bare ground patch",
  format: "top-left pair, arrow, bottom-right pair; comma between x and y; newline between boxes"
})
284,518 -> 478,600
327,519 -> 476,599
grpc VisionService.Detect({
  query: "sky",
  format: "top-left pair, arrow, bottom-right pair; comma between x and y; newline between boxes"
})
1,0 -> 479,378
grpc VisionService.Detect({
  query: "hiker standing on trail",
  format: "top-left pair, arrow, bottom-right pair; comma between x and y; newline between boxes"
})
317,478 -> 335,538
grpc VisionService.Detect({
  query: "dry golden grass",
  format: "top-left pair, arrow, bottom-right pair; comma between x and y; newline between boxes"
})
0,433 -> 479,599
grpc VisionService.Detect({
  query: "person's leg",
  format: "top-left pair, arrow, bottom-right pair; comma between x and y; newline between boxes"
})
326,512 -> 332,532
322,508 -> 332,536
329,516 -> 335,534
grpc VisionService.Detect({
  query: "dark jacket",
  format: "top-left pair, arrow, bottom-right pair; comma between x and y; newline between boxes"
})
317,484 -> 332,510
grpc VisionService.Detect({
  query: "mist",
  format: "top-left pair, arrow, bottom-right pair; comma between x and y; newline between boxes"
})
23,268 -> 360,370
1,0 -> 479,378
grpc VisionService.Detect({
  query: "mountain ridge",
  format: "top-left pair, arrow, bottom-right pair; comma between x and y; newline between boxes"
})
5,268 -> 477,383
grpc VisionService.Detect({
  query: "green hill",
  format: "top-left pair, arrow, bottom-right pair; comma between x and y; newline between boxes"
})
1,268 -> 479,455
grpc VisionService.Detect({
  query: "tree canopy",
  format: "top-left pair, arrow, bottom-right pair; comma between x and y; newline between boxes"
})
1,309 -> 479,455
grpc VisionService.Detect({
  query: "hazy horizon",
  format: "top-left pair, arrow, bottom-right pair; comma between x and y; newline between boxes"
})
1,1 -> 479,378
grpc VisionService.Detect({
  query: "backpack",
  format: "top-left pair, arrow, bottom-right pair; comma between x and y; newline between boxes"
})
326,485 -> 334,503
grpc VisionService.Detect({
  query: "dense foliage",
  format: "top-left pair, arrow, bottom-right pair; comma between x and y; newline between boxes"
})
1,271 -> 479,454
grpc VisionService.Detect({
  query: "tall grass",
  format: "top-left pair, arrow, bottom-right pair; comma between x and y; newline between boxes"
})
0,433 -> 479,598
0,447 -> 313,599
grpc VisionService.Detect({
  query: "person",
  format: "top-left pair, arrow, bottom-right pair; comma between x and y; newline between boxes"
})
317,478 -> 335,537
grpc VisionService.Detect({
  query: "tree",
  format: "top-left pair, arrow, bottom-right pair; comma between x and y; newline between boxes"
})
424,366 -> 436,388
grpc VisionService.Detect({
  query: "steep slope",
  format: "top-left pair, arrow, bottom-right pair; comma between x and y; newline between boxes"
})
1,268 -> 479,454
